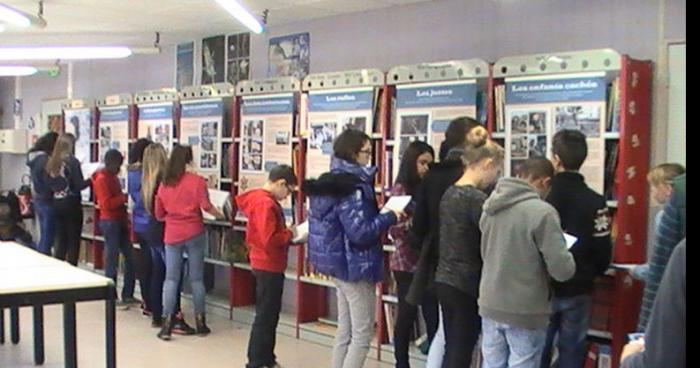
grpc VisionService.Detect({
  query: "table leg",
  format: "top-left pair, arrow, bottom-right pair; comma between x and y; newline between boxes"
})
63,302 -> 77,368
1,308 -> 5,345
33,304 -> 45,364
106,296 -> 116,368
10,306 -> 19,344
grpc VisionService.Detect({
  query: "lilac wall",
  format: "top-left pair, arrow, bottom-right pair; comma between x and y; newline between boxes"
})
0,0 -> 685,188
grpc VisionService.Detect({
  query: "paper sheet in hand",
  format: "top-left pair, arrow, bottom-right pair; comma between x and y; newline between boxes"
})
381,196 -> 411,214
81,162 -> 102,180
564,233 -> 578,249
292,221 -> 309,243
203,189 -> 230,220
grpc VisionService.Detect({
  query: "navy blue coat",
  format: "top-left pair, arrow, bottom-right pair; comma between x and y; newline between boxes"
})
303,157 -> 397,283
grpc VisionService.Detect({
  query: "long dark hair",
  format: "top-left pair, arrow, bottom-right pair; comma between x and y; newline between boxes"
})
438,117 -> 484,161
163,145 -> 193,186
29,132 -> 59,154
395,141 -> 434,195
129,138 -> 152,166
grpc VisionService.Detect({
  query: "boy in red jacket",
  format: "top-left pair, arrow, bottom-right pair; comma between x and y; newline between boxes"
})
236,165 -> 298,368
93,149 -> 137,305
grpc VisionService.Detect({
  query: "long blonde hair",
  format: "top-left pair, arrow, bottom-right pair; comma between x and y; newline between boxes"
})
141,143 -> 168,215
46,133 -> 76,177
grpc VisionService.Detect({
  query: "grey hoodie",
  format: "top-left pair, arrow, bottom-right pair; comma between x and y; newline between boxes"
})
478,178 -> 576,330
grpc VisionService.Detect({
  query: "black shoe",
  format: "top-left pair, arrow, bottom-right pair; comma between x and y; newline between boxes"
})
171,314 -> 196,335
195,313 -> 211,335
157,316 -> 172,341
151,316 -> 163,328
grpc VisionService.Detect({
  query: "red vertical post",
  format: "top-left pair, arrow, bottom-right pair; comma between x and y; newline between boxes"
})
614,57 -> 653,264
607,56 -> 653,368
487,64 -> 496,133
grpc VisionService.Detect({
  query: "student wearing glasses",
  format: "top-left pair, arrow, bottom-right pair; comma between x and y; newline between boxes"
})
304,129 -> 402,368
236,165 -> 300,368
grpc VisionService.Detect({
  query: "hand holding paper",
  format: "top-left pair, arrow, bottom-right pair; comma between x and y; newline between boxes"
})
380,195 -> 411,216
291,221 -> 309,243
203,189 -> 230,221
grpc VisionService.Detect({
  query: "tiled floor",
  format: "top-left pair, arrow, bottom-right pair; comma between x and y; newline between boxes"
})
0,301 -> 393,368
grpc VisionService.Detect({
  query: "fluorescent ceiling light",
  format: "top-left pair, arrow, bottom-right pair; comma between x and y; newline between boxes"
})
0,66 -> 38,76
0,47 -> 133,61
212,0 -> 264,34
0,3 -> 31,27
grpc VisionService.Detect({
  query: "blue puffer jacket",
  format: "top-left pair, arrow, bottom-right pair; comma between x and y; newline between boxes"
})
127,167 -> 150,234
303,157 -> 397,283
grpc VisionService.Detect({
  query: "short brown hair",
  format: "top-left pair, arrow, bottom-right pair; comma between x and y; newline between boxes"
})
517,157 -> 554,180
647,163 -> 685,186
333,129 -> 370,163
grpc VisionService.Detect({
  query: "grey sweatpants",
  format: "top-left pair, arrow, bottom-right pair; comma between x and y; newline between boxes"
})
332,279 -> 376,368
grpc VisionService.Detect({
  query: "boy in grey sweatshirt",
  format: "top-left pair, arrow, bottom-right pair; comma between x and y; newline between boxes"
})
479,158 -> 576,368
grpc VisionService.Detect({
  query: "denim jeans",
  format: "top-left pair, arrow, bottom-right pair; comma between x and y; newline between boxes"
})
100,219 -> 136,300
332,279 -> 376,368
540,295 -> 592,368
482,318 -> 547,368
34,201 -> 55,255
247,270 -> 285,368
163,233 -> 206,316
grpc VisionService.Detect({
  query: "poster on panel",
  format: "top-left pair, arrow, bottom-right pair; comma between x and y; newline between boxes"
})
98,106 -> 130,189
180,100 -> 224,189
137,103 -> 175,152
505,73 -> 607,193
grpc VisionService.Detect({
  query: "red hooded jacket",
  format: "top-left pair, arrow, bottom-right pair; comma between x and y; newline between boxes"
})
92,169 -> 127,221
236,189 -> 293,273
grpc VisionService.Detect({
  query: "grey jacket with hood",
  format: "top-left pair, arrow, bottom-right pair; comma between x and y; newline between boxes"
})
478,178 -> 576,330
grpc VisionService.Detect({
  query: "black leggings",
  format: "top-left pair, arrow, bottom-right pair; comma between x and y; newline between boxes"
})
436,282 -> 481,368
53,197 -> 83,266
393,271 -> 440,368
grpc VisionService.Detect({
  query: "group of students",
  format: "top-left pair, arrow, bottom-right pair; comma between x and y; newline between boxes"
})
18,114 -> 684,368
25,133 -> 225,338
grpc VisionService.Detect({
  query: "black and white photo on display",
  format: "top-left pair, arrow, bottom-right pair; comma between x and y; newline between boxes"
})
555,105 -> 601,137
201,137 -> 215,152
310,122 -> 337,154
201,121 -> 218,138
202,35 -> 226,84
528,135 -> 547,158
400,114 -> 429,135
511,135 -> 528,159
510,112 -> 529,134
342,116 -> 367,133
276,131 -> 290,145
528,111 -> 546,134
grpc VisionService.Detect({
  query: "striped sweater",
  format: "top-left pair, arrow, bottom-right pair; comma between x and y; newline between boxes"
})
637,174 -> 686,331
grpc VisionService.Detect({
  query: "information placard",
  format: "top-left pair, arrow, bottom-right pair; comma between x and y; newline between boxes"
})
181,99 -> 224,189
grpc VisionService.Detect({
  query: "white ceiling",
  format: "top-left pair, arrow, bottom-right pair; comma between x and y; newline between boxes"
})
0,0 -> 431,46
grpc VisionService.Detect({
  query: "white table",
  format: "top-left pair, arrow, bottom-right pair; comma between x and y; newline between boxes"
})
0,241 -> 116,368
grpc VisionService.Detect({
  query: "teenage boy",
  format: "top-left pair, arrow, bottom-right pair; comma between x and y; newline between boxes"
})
479,157 -> 576,368
236,165 -> 299,368
93,149 -> 138,305
540,130 -> 613,368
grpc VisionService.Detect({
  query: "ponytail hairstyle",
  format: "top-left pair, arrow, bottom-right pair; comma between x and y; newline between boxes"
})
461,136 -> 505,169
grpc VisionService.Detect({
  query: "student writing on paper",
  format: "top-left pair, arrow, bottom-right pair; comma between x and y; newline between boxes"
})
236,165 -> 298,368
387,140 -> 439,368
